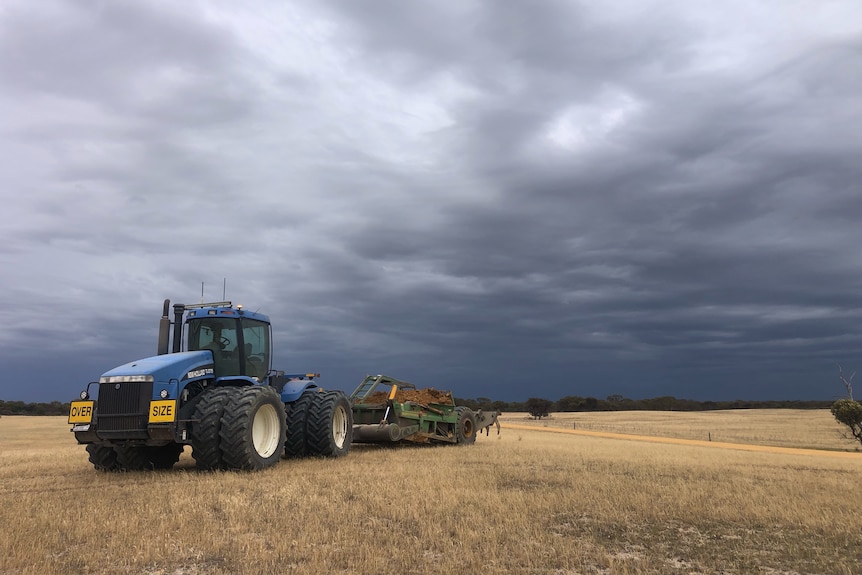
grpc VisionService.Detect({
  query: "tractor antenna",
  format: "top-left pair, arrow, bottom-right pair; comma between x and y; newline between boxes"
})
201,282 -> 205,304
223,278 -> 226,300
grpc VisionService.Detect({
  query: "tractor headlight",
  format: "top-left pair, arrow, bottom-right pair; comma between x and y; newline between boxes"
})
80,390 -> 89,400
160,389 -> 169,399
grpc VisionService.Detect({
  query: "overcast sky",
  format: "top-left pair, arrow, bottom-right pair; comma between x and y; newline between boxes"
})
2,1 -> 861,403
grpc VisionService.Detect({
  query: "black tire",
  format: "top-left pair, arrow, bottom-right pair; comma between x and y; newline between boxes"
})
220,386 -> 286,471
116,446 -> 151,471
115,443 -> 184,471
86,444 -> 121,472
191,387 -> 240,470
306,390 -> 353,457
455,406 -> 477,445
149,443 -> 184,470
283,388 -> 316,458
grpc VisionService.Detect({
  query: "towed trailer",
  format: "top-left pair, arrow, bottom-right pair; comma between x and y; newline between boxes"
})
349,374 -> 500,445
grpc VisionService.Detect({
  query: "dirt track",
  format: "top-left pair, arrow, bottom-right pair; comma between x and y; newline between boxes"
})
501,423 -> 862,459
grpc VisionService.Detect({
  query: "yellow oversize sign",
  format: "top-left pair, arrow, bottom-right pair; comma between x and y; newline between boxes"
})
148,400 -> 177,423
68,401 -> 94,424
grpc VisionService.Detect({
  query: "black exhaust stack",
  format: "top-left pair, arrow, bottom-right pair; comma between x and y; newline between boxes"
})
172,303 -> 185,353
157,299 -> 171,355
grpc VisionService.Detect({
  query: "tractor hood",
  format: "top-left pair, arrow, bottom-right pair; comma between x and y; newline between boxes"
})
100,351 -> 214,384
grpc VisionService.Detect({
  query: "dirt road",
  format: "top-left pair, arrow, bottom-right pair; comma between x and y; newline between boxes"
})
501,423 -> 862,459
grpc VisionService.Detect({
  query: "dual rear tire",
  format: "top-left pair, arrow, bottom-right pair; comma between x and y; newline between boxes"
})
284,389 -> 352,458
192,385 -> 286,471
220,386 -> 286,470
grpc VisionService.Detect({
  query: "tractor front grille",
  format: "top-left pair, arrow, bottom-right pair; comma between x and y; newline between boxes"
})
96,381 -> 152,440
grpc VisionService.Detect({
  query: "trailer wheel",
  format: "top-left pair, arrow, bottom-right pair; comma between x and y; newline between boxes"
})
306,390 -> 353,457
220,386 -> 286,470
86,444 -> 121,472
191,386 -> 240,470
455,406 -> 477,445
283,388 -> 316,458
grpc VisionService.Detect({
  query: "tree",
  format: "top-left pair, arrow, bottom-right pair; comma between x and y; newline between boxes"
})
525,397 -> 553,420
832,367 -> 862,447
831,399 -> 862,446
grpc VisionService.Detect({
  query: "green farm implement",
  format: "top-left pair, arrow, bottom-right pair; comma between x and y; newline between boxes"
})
350,374 -> 500,445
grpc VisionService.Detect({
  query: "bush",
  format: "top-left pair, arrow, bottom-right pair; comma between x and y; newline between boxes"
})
831,398 -> 862,446
525,397 -> 553,420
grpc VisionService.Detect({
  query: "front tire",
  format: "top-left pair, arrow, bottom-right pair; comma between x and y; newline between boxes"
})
220,386 -> 286,470
86,444 -> 121,472
306,390 -> 353,457
115,446 -> 151,471
149,443 -> 184,469
115,444 -> 184,471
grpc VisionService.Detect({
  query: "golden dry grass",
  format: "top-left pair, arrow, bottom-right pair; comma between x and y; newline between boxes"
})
1,414 -> 860,575
502,409 -> 859,451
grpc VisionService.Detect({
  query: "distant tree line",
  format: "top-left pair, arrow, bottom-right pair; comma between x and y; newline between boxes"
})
454,395 -> 832,415
0,401 -> 71,416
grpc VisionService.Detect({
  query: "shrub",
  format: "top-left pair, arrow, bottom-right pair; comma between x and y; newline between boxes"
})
831,398 -> 862,446
525,397 -> 553,420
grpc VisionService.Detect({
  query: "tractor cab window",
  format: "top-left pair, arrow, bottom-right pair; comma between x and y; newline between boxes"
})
188,316 -> 270,380
241,319 -> 270,381
188,317 -> 241,375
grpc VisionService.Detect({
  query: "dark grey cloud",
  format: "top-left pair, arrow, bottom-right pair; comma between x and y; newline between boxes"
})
1,0 -> 861,403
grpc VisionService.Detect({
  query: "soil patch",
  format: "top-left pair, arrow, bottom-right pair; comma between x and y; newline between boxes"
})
362,387 -> 454,406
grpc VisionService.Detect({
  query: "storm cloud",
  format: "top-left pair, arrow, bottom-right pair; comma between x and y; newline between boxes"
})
2,0 -> 861,402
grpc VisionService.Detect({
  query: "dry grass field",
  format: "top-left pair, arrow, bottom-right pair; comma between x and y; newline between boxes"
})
500,409 -> 860,452
1,413 -> 860,575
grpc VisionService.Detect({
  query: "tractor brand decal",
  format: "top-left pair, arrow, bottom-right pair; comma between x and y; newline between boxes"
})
185,366 -> 214,380
149,400 -> 177,423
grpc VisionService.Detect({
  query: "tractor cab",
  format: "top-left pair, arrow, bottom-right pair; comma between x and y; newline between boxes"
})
184,303 -> 271,381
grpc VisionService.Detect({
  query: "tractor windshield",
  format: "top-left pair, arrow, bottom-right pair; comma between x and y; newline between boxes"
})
188,317 -> 270,380
188,317 -> 240,375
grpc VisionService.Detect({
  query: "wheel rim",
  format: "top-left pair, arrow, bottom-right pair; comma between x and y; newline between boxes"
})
252,403 -> 281,458
332,404 -> 348,449
463,418 -> 474,438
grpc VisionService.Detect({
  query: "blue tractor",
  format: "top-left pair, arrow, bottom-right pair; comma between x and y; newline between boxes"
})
68,300 -> 353,471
